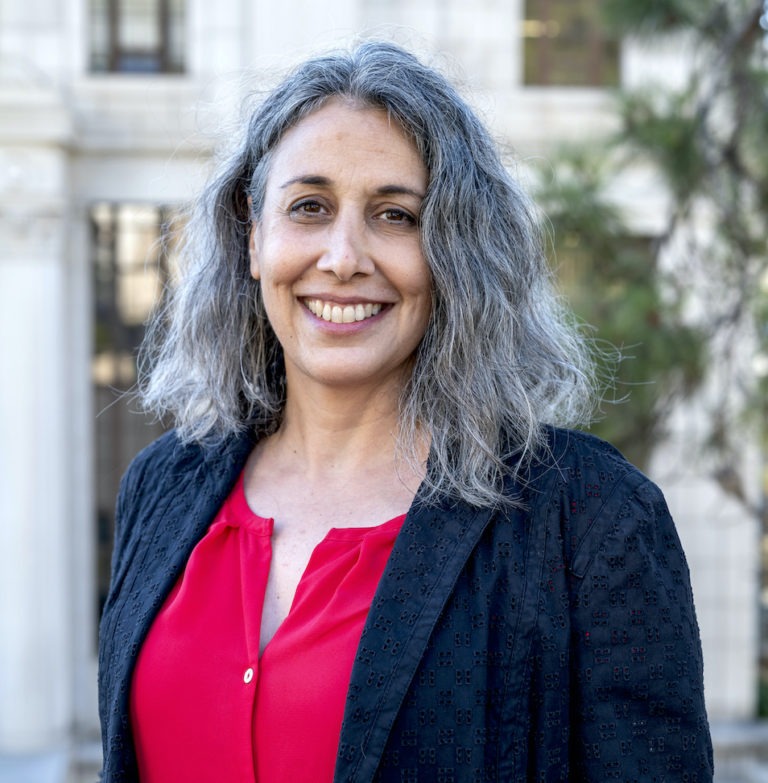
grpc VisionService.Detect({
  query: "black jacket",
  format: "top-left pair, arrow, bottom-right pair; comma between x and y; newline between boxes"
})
98,426 -> 713,781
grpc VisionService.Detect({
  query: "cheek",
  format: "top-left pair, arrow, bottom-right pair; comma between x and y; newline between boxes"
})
256,227 -> 308,282
260,280 -> 290,318
416,274 -> 433,335
408,275 -> 433,340
409,262 -> 432,308
259,295 -> 299,351
391,243 -> 430,292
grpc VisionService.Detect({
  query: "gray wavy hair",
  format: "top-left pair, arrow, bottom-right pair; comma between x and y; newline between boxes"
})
140,40 -> 596,507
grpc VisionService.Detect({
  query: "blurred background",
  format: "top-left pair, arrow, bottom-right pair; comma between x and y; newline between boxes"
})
0,0 -> 766,781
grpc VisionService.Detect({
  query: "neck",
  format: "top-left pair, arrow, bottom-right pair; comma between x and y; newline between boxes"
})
245,372 -> 429,526
260,362 -> 431,486
276,381 -> 403,479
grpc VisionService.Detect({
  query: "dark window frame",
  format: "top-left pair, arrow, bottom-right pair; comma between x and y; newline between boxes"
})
91,0 -> 185,75
91,202 -> 178,629
523,0 -> 620,87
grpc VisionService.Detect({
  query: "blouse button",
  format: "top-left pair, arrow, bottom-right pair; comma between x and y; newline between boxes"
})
244,667 -> 254,684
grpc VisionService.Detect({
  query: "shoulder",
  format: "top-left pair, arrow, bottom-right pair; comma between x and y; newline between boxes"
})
537,426 -> 641,478
524,426 -> 653,509
524,427 -> 673,577
113,428 -> 256,554
119,428 -> 255,501
118,429 -> 185,493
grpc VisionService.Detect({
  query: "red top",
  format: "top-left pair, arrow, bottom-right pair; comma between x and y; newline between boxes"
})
130,472 -> 405,783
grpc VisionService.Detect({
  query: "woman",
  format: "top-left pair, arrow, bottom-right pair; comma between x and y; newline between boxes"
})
98,41 -> 713,782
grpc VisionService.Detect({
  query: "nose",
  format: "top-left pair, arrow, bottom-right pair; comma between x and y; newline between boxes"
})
316,213 -> 375,280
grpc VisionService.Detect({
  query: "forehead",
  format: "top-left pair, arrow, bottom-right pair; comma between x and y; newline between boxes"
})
265,98 -> 427,188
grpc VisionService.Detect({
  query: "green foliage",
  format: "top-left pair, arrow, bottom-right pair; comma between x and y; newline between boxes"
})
537,0 -> 768,472
601,0 -> 716,37
745,289 -> 768,447
538,151 -> 706,468
617,90 -> 706,200
600,0 -> 745,41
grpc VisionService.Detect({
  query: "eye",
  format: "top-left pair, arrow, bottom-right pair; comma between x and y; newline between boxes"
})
378,208 -> 417,226
288,199 -> 328,219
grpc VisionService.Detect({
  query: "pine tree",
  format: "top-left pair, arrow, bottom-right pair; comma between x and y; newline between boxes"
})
539,0 -> 768,481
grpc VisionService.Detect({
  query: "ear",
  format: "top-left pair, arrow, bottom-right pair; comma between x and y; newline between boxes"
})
247,196 -> 260,281
248,222 -> 260,281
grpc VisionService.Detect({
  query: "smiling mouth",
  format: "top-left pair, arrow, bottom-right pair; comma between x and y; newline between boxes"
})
304,298 -> 384,324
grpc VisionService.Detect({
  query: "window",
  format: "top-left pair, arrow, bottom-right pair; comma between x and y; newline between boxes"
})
91,203 -> 180,619
523,0 -> 620,87
90,0 -> 185,74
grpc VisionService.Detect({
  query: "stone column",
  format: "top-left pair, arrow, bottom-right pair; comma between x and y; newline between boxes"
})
0,71 -> 75,769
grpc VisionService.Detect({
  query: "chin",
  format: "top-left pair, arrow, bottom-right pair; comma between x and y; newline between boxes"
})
289,359 -> 413,393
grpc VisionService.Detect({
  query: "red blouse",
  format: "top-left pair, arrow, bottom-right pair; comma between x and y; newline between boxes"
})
130,472 -> 405,783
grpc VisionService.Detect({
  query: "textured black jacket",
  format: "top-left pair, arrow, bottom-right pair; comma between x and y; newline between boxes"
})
98,426 -> 713,781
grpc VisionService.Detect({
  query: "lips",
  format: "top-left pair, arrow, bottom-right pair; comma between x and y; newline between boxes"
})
304,298 -> 384,324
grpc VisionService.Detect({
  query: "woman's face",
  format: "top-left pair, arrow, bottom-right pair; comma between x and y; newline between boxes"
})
249,98 -> 432,397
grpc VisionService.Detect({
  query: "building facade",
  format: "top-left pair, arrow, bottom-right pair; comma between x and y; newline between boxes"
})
0,1 -> 762,780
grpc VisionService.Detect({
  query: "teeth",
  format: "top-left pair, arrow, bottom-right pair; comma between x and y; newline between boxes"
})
305,299 -> 383,323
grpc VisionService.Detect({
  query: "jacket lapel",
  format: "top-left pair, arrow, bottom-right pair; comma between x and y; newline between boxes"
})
335,497 -> 496,783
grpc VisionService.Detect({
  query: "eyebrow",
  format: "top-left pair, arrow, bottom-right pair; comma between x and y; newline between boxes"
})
279,175 -> 425,200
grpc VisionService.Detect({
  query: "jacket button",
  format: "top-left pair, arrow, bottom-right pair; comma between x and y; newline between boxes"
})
244,667 -> 254,684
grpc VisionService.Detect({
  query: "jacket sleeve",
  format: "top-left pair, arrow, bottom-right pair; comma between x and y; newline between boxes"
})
98,432 -> 180,783
101,440 -> 154,619
568,474 -> 713,780
97,445 -> 153,783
